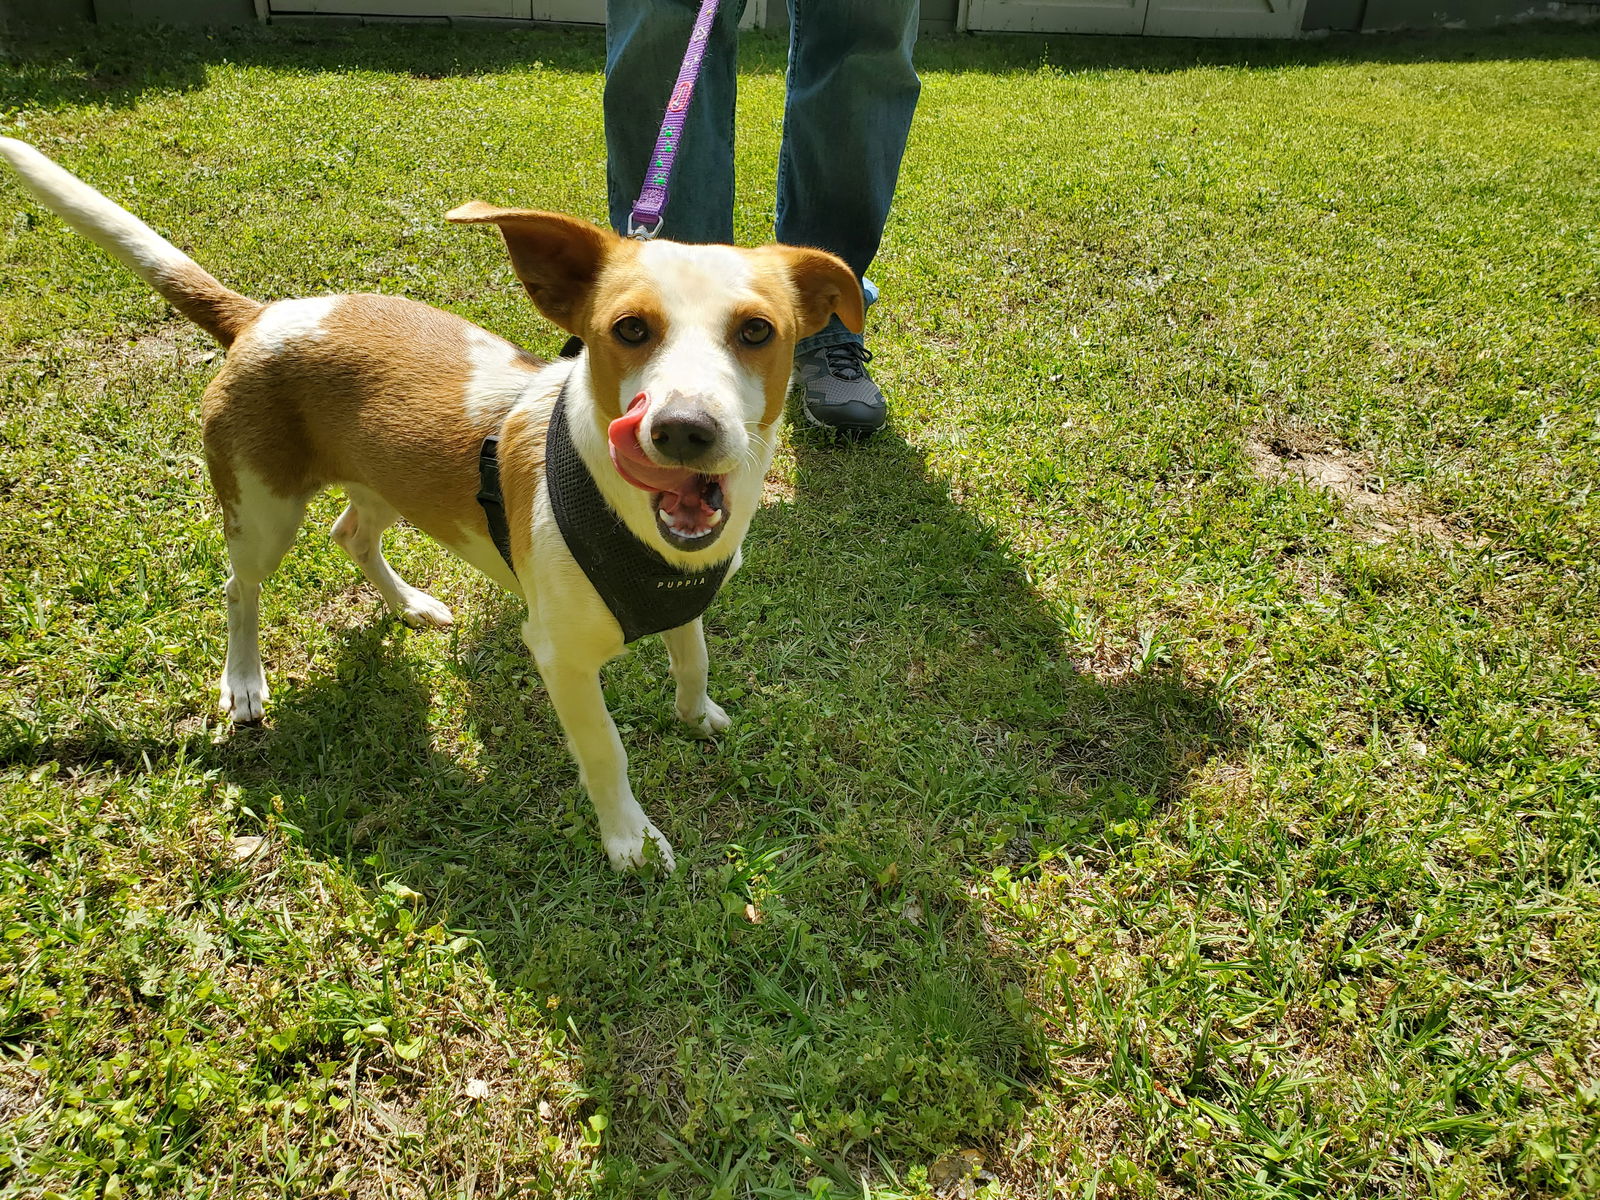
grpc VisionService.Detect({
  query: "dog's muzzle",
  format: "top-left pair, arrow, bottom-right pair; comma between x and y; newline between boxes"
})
609,392 -> 730,550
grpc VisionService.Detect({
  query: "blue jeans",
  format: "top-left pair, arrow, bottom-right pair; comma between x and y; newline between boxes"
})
604,0 -> 920,353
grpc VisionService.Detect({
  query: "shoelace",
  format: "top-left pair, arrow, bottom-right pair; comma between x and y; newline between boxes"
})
823,343 -> 873,381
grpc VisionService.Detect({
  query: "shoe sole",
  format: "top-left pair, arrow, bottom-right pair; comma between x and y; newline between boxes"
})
798,398 -> 885,437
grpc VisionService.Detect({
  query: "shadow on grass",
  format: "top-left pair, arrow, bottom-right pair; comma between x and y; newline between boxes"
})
0,20 -> 1594,116
176,425 -> 1239,1190
0,421 -> 1237,1186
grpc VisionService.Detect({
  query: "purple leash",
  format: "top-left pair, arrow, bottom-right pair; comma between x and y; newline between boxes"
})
627,0 -> 721,239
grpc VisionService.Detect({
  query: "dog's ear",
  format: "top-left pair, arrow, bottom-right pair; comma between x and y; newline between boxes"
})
447,203 -> 616,332
775,247 -> 864,339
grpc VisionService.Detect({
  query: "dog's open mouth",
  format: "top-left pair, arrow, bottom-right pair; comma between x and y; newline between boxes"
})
608,397 -> 729,551
651,476 -> 726,547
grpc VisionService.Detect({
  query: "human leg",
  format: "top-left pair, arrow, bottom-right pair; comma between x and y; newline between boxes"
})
778,0 -> 919,431
776,0 -> 919,314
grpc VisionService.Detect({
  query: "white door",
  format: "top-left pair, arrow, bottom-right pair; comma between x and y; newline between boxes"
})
965,0 -> 1305,36
529,0 -> 600,20
965,0 -> 1149,36
273,1 -> 771,26
1143,0 -> 1303,36
274,0 -> 531,15
533,1 -> 772,26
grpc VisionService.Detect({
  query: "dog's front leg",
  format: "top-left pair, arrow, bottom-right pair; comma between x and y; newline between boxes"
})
526,623 -> 676,873
662,619 -> 730,738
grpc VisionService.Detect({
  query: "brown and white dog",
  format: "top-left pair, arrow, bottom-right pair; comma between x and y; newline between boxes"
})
0,138 -> 861,872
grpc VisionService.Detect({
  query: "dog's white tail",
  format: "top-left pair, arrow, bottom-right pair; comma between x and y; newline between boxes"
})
1,137 -> 262,346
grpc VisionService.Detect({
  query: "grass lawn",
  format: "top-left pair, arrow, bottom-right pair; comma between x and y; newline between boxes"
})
2,19 -> 1598,1199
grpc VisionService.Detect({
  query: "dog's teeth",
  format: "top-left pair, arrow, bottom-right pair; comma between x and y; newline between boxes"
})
656,501 -> 727,540
658,509 -> 711,538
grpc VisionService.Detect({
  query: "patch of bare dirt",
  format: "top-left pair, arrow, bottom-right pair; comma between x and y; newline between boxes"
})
308,581 -> 394,632
0,1059 -> 46,1124
763,470 -> 796,505
64,322 -> 215,369
1246,430 -> 1484,548
11,321 -> 220,400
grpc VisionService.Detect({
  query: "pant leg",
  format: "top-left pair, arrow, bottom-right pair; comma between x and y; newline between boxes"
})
776,0 -> 920,289
605,0 -> 743,243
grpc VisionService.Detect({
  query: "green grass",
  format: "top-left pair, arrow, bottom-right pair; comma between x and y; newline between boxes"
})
2,20 -> 1598,1200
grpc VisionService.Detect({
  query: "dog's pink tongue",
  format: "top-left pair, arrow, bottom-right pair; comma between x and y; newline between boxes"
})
608,393 -> 698,497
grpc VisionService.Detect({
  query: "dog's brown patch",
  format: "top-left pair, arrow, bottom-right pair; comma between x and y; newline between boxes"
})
742,253 -> 816,427
155,260 -> 263,347
496,393 -> 553,572
203,294 -> 543,545
580,249 -> 662,430
445,203 -> 617,333
753,244 -> 864,341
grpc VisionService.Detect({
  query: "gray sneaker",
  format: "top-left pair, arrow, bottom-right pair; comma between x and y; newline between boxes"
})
794,342 -> 886,436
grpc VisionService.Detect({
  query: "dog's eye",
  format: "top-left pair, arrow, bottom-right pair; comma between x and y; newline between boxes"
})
613,316 -> 651,345
739,318 -> 773,347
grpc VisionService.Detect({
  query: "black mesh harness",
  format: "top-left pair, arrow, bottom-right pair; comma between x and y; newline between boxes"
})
477,383 -> 732,644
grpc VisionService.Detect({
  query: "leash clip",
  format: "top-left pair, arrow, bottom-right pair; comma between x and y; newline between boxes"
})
627,214 -> 663,241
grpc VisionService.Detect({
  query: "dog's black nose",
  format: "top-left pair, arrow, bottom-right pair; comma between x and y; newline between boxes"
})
650,405 -> 722,464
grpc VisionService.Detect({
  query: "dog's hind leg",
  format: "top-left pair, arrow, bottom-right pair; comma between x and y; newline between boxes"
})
218,471 -> 309,724
330,484 -> 453,629
662,619 -> 730,738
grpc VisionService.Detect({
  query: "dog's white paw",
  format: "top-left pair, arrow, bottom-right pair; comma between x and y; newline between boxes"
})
680,699 -> 731,738
398,589 -> 454,630
603,821 -> 677,874
219,672 -> 269,724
